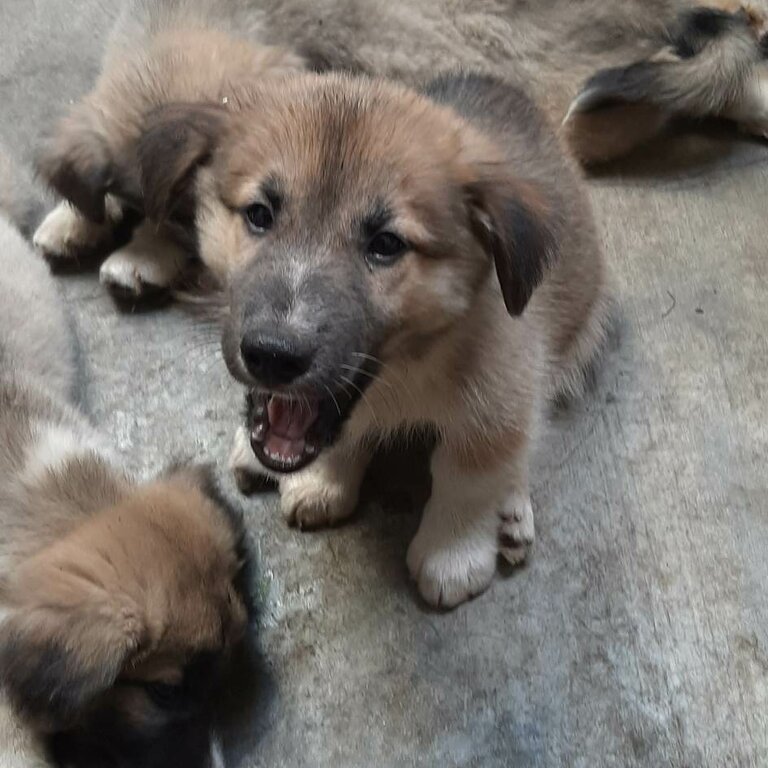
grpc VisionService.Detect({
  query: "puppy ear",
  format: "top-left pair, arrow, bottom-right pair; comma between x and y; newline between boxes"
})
466,173 -> 558,316
37,109 -> 113,223
0,545 -> 143,729
138,103 -> 228,222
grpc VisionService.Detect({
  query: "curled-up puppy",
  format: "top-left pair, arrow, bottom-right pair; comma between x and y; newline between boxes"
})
33,0 -> 304,299
137,71 -> 611,608
563,2 -> 768,165
0,152 -> 252,767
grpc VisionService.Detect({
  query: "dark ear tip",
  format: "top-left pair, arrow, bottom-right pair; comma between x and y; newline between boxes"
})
138,102 -> 228,222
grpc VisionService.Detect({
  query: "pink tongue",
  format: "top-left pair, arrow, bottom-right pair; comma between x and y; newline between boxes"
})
266,398 -> 319,440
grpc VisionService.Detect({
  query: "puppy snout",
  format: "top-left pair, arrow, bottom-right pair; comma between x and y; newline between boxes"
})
240,333 -> 313,388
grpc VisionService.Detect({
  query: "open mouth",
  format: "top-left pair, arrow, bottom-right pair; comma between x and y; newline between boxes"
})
245,358 -> 379,475
248,394 -> 322,473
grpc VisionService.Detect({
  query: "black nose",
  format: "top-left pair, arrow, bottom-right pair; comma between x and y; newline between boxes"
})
240,334 -> 313,387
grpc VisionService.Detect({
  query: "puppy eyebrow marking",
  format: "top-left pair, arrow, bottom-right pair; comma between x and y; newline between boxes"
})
261,175 -> 283,211
361,201 -> 392,238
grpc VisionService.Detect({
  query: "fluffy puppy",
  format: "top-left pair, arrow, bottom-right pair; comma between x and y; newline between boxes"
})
137,71 -> 611,608
563,2 -> 768,165
33,0 -> 304,299
0,152 -> 251,766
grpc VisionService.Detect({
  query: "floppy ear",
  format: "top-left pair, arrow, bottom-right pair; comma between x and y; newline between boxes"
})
0,544 -> 143,729
466,173 -> 558,317
37,107 -> 114,222
138,103 -> 228,223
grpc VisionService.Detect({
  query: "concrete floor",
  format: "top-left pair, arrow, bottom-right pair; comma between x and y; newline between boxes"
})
1,1 -> 767,766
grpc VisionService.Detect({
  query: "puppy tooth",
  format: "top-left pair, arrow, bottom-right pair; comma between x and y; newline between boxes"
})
306,444 -> 316,456
252,423 -> 266,442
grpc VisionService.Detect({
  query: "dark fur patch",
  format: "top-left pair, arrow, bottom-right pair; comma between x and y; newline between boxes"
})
578,62 -> 661,109
0,632 -> 128,727
671,8 -> 740,59
36,130 -> 114,223
467,179 -> 556,316
138,103 -> 227,222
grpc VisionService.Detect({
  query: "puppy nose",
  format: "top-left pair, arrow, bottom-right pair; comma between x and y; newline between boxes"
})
240,334 -> 313,387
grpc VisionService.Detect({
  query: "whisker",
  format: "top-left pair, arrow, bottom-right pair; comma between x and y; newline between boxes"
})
339,374 -> 380,430
351,351 -> 418,408
322,383 -> 342,417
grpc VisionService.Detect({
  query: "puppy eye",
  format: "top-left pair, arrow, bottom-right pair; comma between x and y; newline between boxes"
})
367,232 -> 408,266
243,203 -> 274,233
142,681 -> 185,710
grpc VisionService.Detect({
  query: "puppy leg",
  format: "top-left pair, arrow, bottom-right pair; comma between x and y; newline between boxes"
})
407,434 -> 532,608
279,440 -> 372,530
33,196 -> 122,262
498,490 -> 535,566
99,220 -> 188,298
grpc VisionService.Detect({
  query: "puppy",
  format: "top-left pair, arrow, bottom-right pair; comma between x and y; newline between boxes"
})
33,0 -> 304,299
136,71 -> 611,608
0,152 -> 251,766
563,3 -> 768,165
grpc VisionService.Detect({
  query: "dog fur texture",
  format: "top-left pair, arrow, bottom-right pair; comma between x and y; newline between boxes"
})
33,0 -> 701,298
0,149 -> 251,767
563,2 -> 768,164
132,71 -> 611,607
33,0 -> 305,297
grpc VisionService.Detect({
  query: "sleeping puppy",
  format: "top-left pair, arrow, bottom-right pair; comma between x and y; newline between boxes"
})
0,153 -> 251,766
563,2 -> 768,165
32,0 -> 304,299
137,71 -> 611,608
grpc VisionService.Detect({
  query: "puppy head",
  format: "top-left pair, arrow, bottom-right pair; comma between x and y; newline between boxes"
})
0,464 -> 250,766
139,74 -> 556,473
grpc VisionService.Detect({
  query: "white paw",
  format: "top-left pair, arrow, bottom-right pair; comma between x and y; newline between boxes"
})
279,466 -> 359,530
498,493 -> 535,566
406,524 -> 496,609
228,426 -> 272,495
33,201 -> 113,261
99,224 -> 186,297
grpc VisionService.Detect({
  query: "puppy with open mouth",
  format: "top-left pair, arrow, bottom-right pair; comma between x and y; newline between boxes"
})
0,152 -> 253,767
137,71 -> 612,609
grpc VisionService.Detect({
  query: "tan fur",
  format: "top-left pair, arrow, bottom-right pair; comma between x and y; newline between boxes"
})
35,0 -> 305,295
150,72 -> 610,607
563,2 -> 768,165
0,153 -> 248,760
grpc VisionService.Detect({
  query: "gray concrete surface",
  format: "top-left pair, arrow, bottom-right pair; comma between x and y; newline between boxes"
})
1,2 -> 767,767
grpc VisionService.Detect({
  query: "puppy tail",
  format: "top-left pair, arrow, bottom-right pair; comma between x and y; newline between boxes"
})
563,6 -> 764,165
0,144 -> 54,240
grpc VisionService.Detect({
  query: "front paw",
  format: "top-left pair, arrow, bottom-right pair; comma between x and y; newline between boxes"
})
406,525 -> 496,609
33,201 -> 114,263
280,466 -> 359,530
498,492 -> 535,566
99,225 -> 187,299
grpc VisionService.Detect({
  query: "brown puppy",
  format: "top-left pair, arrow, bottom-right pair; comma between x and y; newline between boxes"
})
0,152 -> 251,766
33,0 -> 304,298
138,72 -> 611,608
